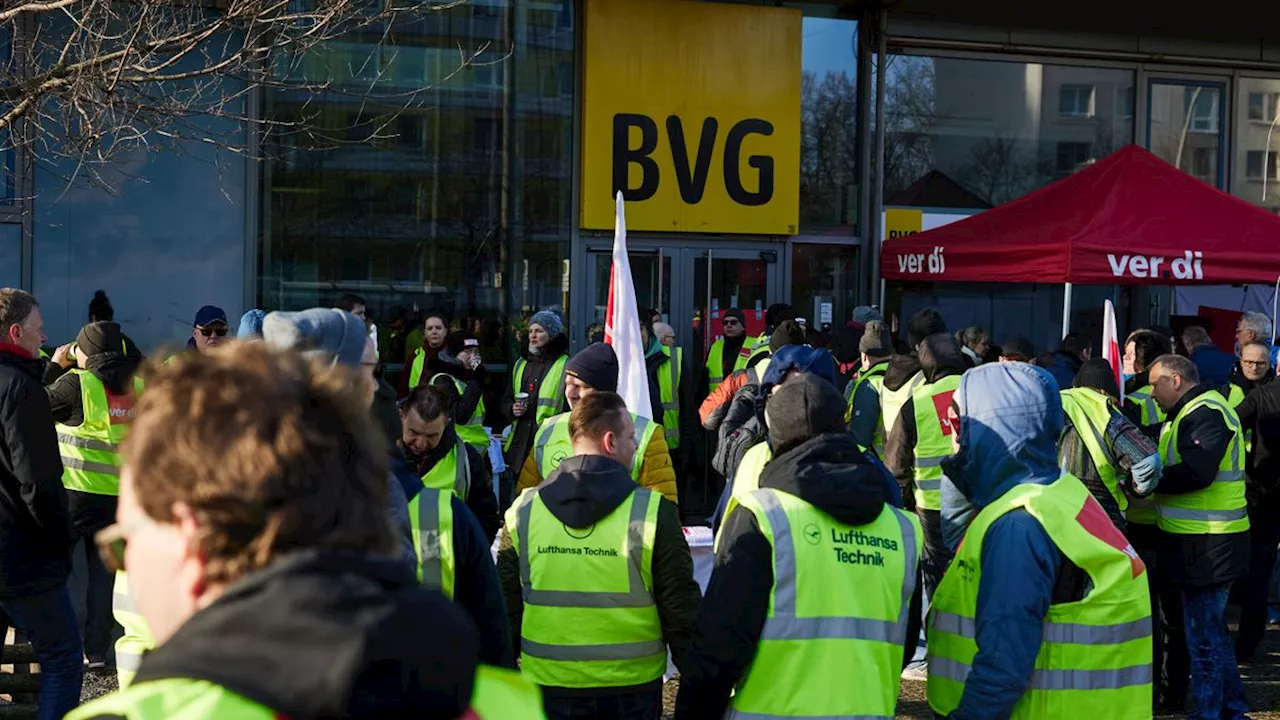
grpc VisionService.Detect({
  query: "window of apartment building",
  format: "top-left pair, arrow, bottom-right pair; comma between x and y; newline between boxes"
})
1059,84 -> 1095,118
1055,142 -> 1094,175
1149,81 -> 1223,188
881,57 -> 1133,206
1248,92 -> 1280,122
1246,151 -> 1279,181
1233,78 -> 1280,206
1184,86 -> 1220,133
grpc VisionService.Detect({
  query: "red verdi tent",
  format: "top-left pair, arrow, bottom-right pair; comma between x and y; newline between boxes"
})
880,145 -> 1280,286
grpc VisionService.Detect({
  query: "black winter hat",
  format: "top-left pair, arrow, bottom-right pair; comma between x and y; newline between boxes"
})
1001,335 -> 1036,361
765,373 -> 847,455
1074,358 -> 1121,401
769,319 -> 807,352
765,303 -> 796,329
76,321 -> 124,358
722,308 -> 747,326
907,308 -> 947,348
445,330 -> 480,357
565,343 -> 619,393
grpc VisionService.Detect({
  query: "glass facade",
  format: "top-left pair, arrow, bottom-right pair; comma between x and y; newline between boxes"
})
259,0 -> 574,369
1148,80 -> 1224,188
1234,77 -> 1280,212
881,55 -> 1135,206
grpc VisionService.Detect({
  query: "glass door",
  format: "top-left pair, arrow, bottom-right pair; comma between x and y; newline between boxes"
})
583,250 -> 672,345
690,249 -> 778,371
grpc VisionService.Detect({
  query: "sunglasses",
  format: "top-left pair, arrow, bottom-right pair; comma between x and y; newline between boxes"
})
197,325 -> 229,338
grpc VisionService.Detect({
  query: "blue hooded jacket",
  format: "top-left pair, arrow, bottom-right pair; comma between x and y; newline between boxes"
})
938,362 -> 1067,720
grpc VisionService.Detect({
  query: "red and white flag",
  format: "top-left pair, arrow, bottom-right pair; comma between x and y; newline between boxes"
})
604,192 -> 653,420
1102,299 -> 1122,406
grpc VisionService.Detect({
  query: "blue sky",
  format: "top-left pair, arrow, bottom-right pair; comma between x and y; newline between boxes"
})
802,18 -> 858,80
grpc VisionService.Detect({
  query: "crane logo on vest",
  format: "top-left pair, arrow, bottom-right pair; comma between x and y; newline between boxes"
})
106,391 -> 136,426
1106,250 -> 1204,280
931,390 -> 958,435
562,523 -> 596,540
803,523 -> 821,545
550,449 -> 568,467
1076,494 -> 1145,579
895,247 -> 946,275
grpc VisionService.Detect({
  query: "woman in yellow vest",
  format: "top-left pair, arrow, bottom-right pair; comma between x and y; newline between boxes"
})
75,343 -> 544,719
927,362 -> 1153,719
676,374 -> 921,719
45,320 -> 143,670
501,310 -> 569,509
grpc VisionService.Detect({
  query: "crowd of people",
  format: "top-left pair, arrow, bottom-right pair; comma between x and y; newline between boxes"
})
0,286 -> 1276,719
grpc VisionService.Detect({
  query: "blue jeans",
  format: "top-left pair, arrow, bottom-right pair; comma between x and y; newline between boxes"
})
543,685 -> 661,720
1182,583 -> 1248,720
1,584 -> 84,720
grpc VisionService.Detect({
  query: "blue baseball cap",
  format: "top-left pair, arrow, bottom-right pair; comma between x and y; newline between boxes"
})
193,305 -> 228,327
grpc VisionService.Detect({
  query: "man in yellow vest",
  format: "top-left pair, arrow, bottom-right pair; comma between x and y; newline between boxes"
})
1057,358 -> 1163,530
390,383 -> 513,668
75,341 -> 543,719
399,383 -> 500,542
703,307 -> 750,395
927,361 -> 1154,719
517,343 -> 678,503
498,391 -> 700,720
45,320 -> 143,672
1222,340 -> 1271,409
675,374 -> 919,718
848,319 -> 892,454
641,313 -> 691,483
1146,353 -> 1250,718
885,333 -> 966,597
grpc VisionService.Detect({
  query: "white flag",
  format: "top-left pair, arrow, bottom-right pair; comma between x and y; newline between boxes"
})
1102,299 -> 1122,406
604,192 -> 653,420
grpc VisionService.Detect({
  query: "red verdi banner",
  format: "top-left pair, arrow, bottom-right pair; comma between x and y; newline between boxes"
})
881,145 -> 1280,286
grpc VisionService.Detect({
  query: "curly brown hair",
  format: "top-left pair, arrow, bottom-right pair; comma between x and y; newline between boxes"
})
122,341 -> 393,586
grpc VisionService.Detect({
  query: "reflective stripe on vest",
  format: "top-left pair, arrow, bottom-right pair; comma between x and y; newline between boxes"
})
411,486 -> 456,598
927,474 -> 1152,719
880,370 -> 925,438
508,487 -> 664,688
57,372 -> 144,496
470,665 -> 547,719
1059,388 -> 1126,512
746,332 -> 771,365
506,356 -> 569,453
658,348 -> 682,449
1155,392 -> 1248,535
421,435 -> 472,499
726,488 -> 921,719
65,678 -> 276,720
1126,387 -> 1165,426
911,375 -> 961,511
113,571 -> 154,690
706,339 -> 751,392
429,372 -> 489,454
534,412 -> 655,483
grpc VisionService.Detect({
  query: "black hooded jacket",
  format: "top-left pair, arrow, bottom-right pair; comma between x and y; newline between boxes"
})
497,455 -> 700,698
46,351 -> 137,427
78,551 -> 481,719
673,433 -> 921,719
501,334 -> 570,477
883,335 -> 968,509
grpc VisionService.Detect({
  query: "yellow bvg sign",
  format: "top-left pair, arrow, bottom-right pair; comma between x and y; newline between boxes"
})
581,0 -> 801,235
